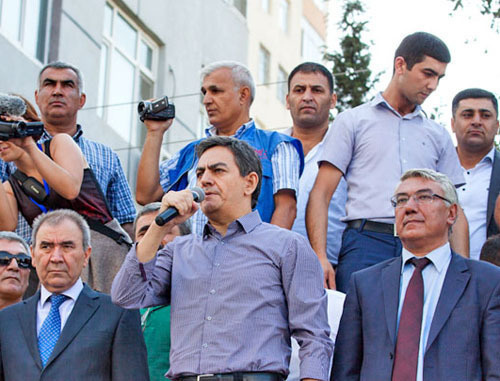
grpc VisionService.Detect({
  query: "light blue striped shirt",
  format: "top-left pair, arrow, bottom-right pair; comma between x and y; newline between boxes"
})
398,243 -> 452,381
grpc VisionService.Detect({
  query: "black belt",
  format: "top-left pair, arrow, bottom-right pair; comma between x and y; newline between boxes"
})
347,219 -> 395,235
178,372 -> 283,381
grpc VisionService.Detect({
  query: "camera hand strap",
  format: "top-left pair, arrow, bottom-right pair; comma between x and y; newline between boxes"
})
11,170 -> 50,211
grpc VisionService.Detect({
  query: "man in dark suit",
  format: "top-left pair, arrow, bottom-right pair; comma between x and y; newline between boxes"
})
451,88 -> 500,260
332,169 -> 500,381
0,209 -> 149,381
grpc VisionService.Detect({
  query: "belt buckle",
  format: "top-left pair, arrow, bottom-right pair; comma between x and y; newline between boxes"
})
197,374 -> 215,381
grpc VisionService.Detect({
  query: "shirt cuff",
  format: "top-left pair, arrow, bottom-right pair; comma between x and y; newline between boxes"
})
299,354 -> 331,381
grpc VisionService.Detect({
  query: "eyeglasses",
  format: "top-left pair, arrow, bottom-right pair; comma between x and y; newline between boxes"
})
0,251 -> 32,269
391,190 -> 452,208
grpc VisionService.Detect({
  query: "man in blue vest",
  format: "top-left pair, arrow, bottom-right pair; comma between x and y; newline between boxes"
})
136,61 -> 304,235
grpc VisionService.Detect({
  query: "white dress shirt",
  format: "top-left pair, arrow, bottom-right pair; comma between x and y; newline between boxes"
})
398,243 -> 452,381
37,278 -> 84,336
285,127 -> 347,265
458,147 -> 494,260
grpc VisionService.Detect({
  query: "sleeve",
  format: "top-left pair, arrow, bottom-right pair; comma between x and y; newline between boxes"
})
281,234 -> 334,381
159,151 -> 181,191
481,277 -> 500,378
271,141 -> 300,194
319,111 -> 356,175
0,160 -> 12,182
111,244 -> 173,309
436,128 -> 465,187
0,162 -> 32,242
111,308 -> 150,381
331,275 -> 363,381
106,152 -> 136,224
0,319 -> 3,381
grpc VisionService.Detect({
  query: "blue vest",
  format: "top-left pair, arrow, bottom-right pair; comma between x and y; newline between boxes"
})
165,123 -> 304,223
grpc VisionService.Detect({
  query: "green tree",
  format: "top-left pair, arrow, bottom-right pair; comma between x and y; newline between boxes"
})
449,0 -> 500,28
324,0 -> 381,113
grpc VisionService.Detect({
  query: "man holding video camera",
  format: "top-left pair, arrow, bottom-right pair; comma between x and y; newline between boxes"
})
135,61 -> 304,236
0,61 -> 136,241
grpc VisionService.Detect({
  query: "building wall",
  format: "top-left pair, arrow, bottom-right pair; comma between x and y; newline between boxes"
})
0,0 -> 248,194
246,0 -> 328,132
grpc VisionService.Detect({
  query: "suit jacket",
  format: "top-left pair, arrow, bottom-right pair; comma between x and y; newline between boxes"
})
0,284 -> 149,381
485,148 -> 500,241
331,252 -> 500,381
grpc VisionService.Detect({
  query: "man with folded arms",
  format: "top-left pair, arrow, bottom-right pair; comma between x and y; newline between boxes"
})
112,136 -> 333,381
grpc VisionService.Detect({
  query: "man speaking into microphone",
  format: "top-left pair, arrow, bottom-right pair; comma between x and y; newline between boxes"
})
112,136 -> 332,381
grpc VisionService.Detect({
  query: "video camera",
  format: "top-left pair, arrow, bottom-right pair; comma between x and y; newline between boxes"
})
137,96 -> 175,122
0,121 -> 44,141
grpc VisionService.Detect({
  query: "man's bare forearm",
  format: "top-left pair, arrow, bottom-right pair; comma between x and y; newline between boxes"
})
136,130 -> 165,205
270,190 -> 297,229
450,205 -> 469,258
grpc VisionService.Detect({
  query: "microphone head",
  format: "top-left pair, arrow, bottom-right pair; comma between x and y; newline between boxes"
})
191,186 -> 205,202
0,93 -> 26,117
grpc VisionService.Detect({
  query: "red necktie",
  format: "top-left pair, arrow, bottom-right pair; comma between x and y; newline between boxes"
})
392,257 -> 431,381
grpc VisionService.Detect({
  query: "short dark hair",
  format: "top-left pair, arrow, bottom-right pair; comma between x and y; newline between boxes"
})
480,234 -> 500,266
195,136 -> 262,209
394,32 -> 450,71
288,62 -> 335,94
451,88 -> 498,117
38,61 -> 84,94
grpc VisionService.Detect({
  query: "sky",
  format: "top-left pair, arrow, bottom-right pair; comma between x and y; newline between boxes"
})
327,0 -> 500,136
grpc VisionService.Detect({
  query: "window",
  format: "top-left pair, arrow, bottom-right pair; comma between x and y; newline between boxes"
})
301,18 -> 324,62
0,0 -> 48,62
224,0 -> 247,17
258,45 -> 270,85
276,66 -> 287,104
261,0 -> 270,13
279,0 -> 289,33
97,2 -> 157,144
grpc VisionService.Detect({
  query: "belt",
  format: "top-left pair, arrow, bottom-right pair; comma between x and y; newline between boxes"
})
347,219 -> 395,235
178,372 -> 283,381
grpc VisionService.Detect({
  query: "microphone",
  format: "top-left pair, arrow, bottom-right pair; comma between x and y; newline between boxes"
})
155,187 -> 205,226
0,93 -> 26,116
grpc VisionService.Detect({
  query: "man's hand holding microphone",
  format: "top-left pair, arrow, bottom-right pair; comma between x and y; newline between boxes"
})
136,188 -> 204,263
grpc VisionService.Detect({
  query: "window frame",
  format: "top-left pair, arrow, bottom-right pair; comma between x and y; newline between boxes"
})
0,0 -> 48,62
98,1 -> 158,145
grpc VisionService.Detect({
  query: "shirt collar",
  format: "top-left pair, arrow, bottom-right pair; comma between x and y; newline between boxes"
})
205,119 -> 254,138
482,146 -> 496,164
371,92 -> 423,119
401,242 -> 451,274
40,278 -> 84,307
203,210 -> 262,238
41,124 -> 83,142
